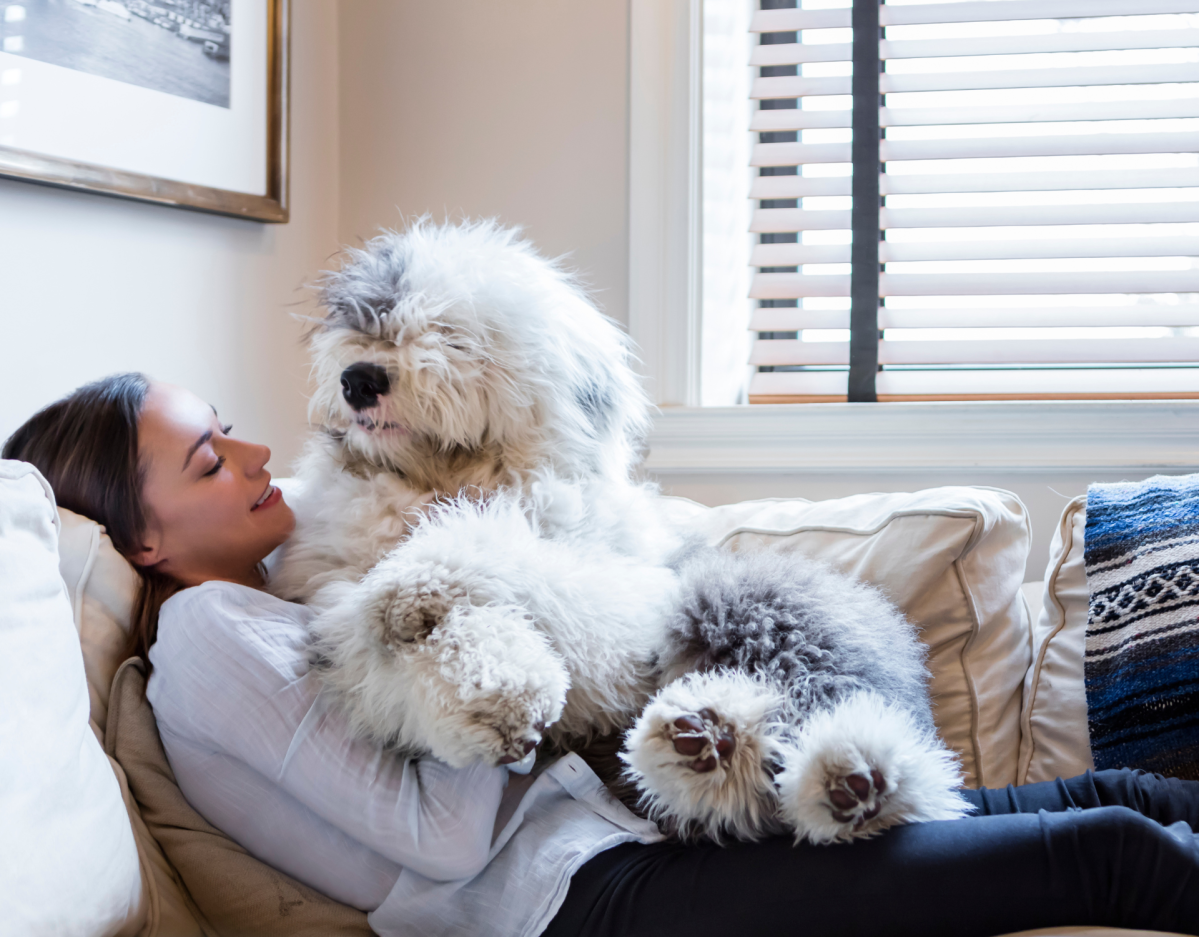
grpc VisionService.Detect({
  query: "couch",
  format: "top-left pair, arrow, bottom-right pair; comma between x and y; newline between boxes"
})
0,458 -> 1178,936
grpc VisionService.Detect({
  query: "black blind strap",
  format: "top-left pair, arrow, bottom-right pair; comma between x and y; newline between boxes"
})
848,0 -> 881,403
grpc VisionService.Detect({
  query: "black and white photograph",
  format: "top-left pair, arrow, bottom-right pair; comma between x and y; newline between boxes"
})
0,0 -> 283,220
1,0 -> 231,108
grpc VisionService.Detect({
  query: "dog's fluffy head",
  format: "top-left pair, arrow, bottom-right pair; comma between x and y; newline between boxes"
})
308,218 -> 649,491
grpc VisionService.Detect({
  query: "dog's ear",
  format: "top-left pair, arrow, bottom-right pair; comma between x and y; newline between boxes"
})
319,234 -> 410,335
573,379 -> 615,437
568,346 -> 651,462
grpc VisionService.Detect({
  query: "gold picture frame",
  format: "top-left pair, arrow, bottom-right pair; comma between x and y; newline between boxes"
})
0,0 -> 288,223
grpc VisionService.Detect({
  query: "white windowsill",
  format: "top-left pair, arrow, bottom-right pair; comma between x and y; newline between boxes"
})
644,399 -> 1199,474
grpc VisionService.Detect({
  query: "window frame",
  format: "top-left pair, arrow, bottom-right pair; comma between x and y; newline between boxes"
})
628,0 -> 1199,471
628,0 -> 704,409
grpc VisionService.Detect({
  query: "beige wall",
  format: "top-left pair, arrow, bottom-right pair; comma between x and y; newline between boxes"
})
0,0 -> 340,470
337,0 -> 632,326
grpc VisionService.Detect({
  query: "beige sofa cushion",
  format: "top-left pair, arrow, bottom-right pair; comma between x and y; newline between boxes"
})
106,657 -> 374,937
57,506 -> 142,745
662,486 -> 1031,788
1018,496 -> 1095,786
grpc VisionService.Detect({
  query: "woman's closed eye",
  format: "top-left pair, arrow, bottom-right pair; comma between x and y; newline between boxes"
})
201,425 -> 234,475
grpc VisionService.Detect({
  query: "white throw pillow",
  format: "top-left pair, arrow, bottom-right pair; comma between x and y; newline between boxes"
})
0,460 -> 143,936
1018,496 -> 1095,785
661,486 -> 1032,789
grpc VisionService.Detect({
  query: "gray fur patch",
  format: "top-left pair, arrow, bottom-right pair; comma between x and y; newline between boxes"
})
666,548 -> 935,734
320,234 -> 410,336
574,380 -> 613,436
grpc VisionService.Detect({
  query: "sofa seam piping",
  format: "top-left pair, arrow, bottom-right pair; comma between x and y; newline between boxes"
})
1019,498 -> 1081,785
73,524 -> 101,635
952,545 -> 986,789
712,508 -> 988,551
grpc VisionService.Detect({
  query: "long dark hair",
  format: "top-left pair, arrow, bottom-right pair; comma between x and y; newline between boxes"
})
3,373 -> 180,671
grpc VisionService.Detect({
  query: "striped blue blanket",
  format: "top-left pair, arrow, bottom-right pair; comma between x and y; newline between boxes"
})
1084,474 -> 1199,779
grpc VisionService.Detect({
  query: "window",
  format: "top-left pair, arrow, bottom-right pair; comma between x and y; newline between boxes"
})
740,0 -> 1199,404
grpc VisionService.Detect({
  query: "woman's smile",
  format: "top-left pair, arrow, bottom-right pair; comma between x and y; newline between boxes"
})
252,484 -> 282,511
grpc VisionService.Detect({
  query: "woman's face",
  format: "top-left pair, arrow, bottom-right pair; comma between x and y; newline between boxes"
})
132,382 -> 295,587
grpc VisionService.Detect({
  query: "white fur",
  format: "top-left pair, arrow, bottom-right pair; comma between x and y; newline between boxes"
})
268,446 -> 437,604
273,218 -> 970,845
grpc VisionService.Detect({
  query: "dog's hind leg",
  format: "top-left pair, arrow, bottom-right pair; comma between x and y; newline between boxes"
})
774,691 -> 971,844
622,670 -> 785,842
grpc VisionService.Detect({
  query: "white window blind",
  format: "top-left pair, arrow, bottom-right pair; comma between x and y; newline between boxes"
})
747,0 -> 1199,403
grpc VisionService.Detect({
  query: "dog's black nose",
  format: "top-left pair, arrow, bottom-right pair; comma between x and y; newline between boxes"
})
341,363 -> 391,411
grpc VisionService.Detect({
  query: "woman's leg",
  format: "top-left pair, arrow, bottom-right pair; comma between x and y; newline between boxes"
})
965,768 -> 1199,828
543,803 -> 1199,937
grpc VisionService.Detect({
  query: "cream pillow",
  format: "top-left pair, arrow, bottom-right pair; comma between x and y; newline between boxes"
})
661,486 -> 1032,789
1018,496 -> 1095,785
57,507 -> 142,745
0,460 -> 143,936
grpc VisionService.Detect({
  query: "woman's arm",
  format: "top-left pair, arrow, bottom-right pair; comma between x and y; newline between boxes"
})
148,582 -> 507,882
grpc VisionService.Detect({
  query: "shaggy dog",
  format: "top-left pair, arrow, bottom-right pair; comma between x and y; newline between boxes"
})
269,219 -> 970,843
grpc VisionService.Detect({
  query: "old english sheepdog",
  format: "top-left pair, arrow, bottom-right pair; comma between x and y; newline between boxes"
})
268,219 -> 970,844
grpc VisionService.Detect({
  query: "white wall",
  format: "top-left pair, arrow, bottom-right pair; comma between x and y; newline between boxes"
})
0,0 -> 339,471
337,0 -> 632,326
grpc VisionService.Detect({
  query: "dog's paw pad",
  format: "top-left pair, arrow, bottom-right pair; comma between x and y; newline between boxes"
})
827,769 -> 887,825
669,709 -> 737,772
492,718 -> 548,765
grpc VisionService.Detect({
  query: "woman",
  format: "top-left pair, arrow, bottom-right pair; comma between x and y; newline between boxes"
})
6,372 -> 1199,937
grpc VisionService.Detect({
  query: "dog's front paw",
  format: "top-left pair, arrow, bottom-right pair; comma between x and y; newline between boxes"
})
363,561 -> 469,646
411,602 -> 570,768
775,692 -> 970,844
312,579 -> 568,767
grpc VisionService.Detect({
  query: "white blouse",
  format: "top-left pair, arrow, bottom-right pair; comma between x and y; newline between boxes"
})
146,581 -> 662,937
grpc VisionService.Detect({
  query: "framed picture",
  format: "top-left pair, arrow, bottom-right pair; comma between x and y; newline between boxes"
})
0,0 -> 288,222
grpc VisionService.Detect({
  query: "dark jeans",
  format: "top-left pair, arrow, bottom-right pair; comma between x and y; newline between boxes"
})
542,769 -> 1199,937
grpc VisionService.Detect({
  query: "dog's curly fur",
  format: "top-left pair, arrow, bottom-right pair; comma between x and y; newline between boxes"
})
269,218 -> 971,844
